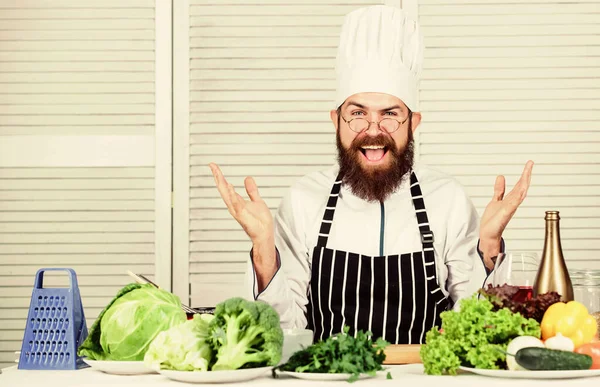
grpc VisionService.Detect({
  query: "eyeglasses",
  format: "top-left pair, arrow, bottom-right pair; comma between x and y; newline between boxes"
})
341,112 -> 412,134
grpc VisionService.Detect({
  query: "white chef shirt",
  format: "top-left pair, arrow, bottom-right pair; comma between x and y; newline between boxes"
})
245,163 -> 489,329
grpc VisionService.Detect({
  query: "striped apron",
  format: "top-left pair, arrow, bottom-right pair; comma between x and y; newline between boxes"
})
306,171 -> 450,344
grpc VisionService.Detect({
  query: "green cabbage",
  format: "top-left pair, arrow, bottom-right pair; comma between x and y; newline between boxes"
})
144,313 -> 215,371
78,283 -> 186,361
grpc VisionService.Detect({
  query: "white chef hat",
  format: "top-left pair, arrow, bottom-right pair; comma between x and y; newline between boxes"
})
334,5 -> 424,112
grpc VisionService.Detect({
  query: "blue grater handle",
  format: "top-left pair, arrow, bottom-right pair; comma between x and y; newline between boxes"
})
34,268 -> 79,290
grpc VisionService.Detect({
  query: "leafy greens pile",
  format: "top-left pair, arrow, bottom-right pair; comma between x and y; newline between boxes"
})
420,295 -> 541,375
145,297 -> 284,371
78,283 -> 187,361
478,284 -> 561,322
273,326 -> 389,383
78,285 -> 284,373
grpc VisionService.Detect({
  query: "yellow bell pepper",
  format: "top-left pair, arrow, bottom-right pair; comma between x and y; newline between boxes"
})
541,301 -> 598,348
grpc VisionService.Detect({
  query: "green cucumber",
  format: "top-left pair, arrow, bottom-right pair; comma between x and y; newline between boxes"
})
515,347 -> 592,371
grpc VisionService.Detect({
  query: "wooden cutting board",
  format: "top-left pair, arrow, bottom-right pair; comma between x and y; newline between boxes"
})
383,344 -> 422,364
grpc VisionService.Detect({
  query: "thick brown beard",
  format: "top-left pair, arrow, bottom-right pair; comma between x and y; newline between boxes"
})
336,129 -> 414,203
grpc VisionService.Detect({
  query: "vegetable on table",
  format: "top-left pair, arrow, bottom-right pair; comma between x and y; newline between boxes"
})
420,295 -> 541,375
544,333 -> 575,352
574,342 -> 600,369
514,347 -> 592,371
272,326 -> 389,383
541,301 -> 598,348
208,297 -> 283,370
505,336 -> 544,371
478,284 -> 561,322
144,313 -> 215,372
78,283 -> 187,361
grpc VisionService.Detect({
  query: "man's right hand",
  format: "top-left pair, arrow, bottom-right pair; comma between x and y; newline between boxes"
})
209,163 -> 278,292
209,163 -> 274,244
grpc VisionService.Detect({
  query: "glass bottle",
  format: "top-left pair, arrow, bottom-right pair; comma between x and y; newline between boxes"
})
533,211 -> 574,301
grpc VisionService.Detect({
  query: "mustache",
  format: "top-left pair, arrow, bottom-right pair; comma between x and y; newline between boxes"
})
350,134 -> 397,150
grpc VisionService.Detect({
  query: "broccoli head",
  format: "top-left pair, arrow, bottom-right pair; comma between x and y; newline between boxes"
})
208,297 -> 283,370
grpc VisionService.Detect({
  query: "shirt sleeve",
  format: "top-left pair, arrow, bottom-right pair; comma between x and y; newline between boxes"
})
477,238 -> 506,275
245,187 -> 312,329
475,238 -> 506,291
443,184 -> 488,307
249,247 -> 281,299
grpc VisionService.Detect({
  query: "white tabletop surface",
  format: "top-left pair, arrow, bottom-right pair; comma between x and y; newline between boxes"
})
2,364 -> 600,387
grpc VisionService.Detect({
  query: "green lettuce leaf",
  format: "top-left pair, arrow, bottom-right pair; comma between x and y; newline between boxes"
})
420,295 -> 541,375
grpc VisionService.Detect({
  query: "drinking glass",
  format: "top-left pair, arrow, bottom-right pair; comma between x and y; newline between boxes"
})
492,252 -> 539,302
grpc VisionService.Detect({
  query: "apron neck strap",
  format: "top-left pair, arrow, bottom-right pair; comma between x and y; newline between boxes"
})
409,173 -> 435,249
315,172 -> 343,248
315,171 -> 435,250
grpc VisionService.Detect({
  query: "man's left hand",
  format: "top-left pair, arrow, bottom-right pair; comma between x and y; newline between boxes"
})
479,160 -> 534,270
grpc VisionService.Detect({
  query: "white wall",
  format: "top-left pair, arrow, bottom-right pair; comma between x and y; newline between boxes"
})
416,0 -> 600,270
0,0 -> 172,369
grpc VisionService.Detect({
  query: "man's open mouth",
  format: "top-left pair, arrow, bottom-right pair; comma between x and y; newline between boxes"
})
359,145 -> 388,162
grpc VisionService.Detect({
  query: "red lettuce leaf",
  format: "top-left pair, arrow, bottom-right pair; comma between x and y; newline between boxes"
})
478,284 -> 561,322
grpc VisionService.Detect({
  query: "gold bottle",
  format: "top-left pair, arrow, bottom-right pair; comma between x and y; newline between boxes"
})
533,211 -> 574,301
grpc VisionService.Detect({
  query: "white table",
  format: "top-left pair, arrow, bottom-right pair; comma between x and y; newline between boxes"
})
1,364 -> 599,387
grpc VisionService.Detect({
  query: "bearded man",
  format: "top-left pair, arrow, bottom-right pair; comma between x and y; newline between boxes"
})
209,5 -> 533,344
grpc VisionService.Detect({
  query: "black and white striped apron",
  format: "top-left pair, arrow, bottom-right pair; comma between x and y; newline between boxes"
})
306,171 -> 451,344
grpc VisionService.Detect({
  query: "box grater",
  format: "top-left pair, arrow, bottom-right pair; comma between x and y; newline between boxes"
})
18,268 -> 89,370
